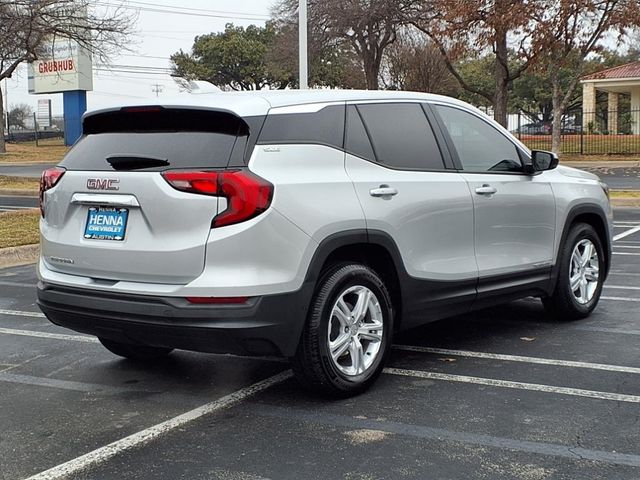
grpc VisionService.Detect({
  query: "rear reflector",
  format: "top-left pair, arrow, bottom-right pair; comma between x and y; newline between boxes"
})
162,170 -> 273,228
39,167 -> 66,217
186,296 -> 249,305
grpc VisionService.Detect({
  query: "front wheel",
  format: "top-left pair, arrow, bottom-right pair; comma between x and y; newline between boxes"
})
543,223 -> 606,320
99,338 -> 174,361
292,263 -> 394,397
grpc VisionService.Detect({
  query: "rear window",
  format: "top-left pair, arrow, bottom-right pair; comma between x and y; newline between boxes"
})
62,109 -> 247,171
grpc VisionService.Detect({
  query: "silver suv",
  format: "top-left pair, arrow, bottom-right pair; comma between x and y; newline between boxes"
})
37,91 -> 613,396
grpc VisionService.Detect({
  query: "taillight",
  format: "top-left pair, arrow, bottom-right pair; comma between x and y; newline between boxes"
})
186,296 -> 249,304
39,167 -> 66,217
162,170 -> 273,228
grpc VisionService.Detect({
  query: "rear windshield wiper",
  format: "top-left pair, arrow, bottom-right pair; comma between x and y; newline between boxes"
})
106,154 -> 169,170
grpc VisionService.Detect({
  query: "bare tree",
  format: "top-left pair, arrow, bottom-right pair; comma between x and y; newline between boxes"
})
7,102 -> 33,129
382,29 -> 458,95
275,0 -> 415,90
536,0 -> 640,152
410,0 -> 543,127
0,0 -> 135,153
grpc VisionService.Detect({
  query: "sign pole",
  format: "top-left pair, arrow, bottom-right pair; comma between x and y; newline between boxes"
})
298,0 -> 308,89
63,90 -> 86,146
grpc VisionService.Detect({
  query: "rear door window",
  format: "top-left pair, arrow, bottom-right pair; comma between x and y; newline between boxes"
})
345,106 -> 375,162
62,109 -> 248,171
356,103 -> 445,170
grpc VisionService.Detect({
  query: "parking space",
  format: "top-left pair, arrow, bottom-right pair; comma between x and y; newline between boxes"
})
1,209 -> 640,480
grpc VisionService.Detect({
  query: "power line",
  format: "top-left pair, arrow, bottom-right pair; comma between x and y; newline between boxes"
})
94,1 -> 270,21
115,0 -> 269,19
94,68 -> 171,76
120,53 -> 171,60
96,63 -> 172,72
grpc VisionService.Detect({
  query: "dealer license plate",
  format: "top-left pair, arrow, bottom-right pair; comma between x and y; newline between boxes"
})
84,207 -> 129,241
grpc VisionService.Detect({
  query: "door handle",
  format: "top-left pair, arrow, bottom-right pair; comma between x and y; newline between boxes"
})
475,185 -> 497,195
369,185 -> 398,198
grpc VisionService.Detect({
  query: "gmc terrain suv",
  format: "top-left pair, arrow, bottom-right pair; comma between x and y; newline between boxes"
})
37,90 -> 612,396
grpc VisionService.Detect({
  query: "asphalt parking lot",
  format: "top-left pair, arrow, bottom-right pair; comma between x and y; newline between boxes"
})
1,209 -> 639,480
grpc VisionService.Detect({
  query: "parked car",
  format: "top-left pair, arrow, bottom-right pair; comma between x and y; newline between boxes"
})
37,90 -> 613,397
512,121 -> 552,135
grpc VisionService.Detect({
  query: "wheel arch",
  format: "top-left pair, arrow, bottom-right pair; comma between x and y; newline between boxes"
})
551,204 -> 612,292
303,229 -> 406,331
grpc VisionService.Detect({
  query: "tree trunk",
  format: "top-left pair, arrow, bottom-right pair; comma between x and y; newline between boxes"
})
493,31 -> 510,128
363,54 -> 379,90
550,72 -> 563,154
0,87 -> 5,154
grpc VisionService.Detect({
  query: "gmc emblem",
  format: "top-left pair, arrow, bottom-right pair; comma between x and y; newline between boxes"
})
87,178 -> 120,191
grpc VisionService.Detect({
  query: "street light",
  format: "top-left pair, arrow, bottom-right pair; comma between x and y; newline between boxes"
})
299,0 -> 308,89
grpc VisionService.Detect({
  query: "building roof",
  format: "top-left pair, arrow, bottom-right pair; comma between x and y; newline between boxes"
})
581,62 -> 640,81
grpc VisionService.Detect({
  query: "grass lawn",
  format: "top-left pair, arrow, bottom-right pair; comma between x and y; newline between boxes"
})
0,210 -> 40,248
0,142 -> 68,164
610,190 -> 640,198
0,175 -> 40,192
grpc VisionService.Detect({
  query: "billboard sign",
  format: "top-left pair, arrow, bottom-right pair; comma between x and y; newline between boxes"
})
27,40 -> 93,94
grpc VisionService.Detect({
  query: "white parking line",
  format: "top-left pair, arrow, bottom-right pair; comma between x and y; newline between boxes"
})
613,225 -> 640,241
610,271 -> 640,277
613,252 -> 640,256
393,345 -> 640,374
0,327 -> 97,343
601,296 -> 640,302
384,368 -> 640,403
615,245 -> 640,249
604,285 -> 640,291
0,308 -> 45,318
0,372 -> 134,394
25,370 -> 292,480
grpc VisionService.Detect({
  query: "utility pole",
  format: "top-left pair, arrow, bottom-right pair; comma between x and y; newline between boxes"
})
298,0 -> 308,89
4,78 -> 9,132
151,84 -> 164,97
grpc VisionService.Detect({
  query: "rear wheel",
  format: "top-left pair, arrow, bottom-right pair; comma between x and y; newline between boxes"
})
543,223 -> 605,320
292,263 -> 394,397
99,338 -> 174,361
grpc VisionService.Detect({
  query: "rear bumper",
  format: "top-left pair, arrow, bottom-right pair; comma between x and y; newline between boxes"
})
37,282 -> 310,357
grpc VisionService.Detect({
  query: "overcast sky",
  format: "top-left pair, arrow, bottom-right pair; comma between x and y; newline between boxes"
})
3,1 -> 272,116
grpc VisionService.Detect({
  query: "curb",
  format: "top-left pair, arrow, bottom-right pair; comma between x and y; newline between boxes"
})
562,161 -> 640,168
0,189 -> 38,197
0,244 -> 39,269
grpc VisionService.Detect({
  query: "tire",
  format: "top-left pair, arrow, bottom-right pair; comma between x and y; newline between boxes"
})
292,263 -> 394,397
543,222 -> 606,320
99,338 -> 174,361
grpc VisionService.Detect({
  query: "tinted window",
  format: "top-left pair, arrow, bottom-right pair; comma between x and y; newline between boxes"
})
63,109 -> 245,171
62,132 -> 238,171
357,103 -> 444,170
345,106 -> 375,162
435,105 -> 522,173
258,105 -> 345,149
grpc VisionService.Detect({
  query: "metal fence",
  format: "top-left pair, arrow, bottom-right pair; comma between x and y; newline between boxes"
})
509,110 -> 640,155
3,114 -> 65,145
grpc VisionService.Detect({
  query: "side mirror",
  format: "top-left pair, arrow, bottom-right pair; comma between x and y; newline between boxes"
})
525,150 -> 559,174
